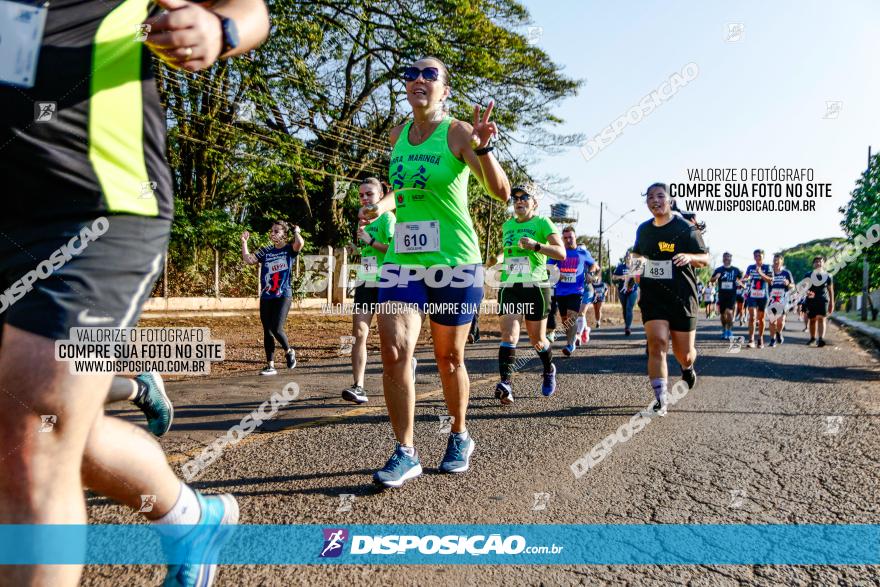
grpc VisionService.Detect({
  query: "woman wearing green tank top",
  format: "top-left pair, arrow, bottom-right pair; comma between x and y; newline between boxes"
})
359,57 -> 511,488
495,185 -> 566,406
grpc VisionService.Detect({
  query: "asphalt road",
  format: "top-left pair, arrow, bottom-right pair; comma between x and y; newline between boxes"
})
87,315 -> 880,586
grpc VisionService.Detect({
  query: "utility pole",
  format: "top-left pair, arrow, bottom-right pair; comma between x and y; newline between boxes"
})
598,202 -> 604,266
862,145 -> 872,321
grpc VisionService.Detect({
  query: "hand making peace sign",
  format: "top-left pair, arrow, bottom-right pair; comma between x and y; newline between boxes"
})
471,100 -> 498,150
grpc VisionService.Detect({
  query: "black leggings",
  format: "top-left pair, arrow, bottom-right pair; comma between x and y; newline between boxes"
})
260,297 -> 292,362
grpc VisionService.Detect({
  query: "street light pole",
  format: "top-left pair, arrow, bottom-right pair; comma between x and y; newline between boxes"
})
598,202 -> 604,269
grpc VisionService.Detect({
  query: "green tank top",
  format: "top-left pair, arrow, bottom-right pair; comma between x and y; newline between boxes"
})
385,117 -> 482,267
357,211 -> 395,282
501,215 -> 558,283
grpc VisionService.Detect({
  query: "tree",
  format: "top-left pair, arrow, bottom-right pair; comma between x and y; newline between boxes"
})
837,152 -> 880,301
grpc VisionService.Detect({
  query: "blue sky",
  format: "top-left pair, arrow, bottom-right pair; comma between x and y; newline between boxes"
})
517,0 -> 879,270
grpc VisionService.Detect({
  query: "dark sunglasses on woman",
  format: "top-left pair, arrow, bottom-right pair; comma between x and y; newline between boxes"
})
403,66 -> 440,82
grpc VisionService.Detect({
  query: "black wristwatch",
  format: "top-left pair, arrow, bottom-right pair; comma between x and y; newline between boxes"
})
369,236 -> 376,246
533,242 -> 541,252
474,144 -> 494,156
216,14 -> 240,56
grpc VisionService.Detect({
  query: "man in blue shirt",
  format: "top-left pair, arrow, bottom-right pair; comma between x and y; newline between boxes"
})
548,227 -> 598,355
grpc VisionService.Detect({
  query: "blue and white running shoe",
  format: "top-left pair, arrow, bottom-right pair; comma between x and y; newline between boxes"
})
541,364 -> 557,397
162,492 -> 239,587
133,372 -> 174,437
495,381 -> 513,405
562,344 -> 575,357
439,433 -> 475,474
373,444 -> 422,488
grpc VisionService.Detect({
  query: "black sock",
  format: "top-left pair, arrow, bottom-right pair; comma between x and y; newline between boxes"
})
499,344 -> 516,382
537,344 -> 553,373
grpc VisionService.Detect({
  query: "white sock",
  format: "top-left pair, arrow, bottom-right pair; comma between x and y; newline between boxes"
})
267,361 -> 275,368
399,444 -> 415,457
650,378 -> 668,403
576,316 -> 585,335
127,378 -> 140,401
152,483 -> 201,525
452,430 -> 469,441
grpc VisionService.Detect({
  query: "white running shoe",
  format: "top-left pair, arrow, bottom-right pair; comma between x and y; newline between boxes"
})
657,392 -> 669,417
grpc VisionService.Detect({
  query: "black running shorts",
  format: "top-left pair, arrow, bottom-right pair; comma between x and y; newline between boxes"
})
499,283 -> 552,321
639,300 -> 698,332
717,294 -> 736,312
555,293 -> 582,317
0,216 -> 169,342
805,299 -> 828,319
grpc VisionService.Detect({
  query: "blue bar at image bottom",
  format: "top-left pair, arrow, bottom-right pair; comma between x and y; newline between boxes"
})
0,524 -> 877,565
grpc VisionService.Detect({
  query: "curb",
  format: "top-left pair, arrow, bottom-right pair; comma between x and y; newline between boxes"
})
831,315 -> 880,344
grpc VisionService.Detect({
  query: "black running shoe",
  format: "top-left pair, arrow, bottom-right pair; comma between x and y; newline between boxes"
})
816,338 -> 827,348
286,348 -> 297,369
342,385 -> 368,404
807,337 -> 816,346
681,367 -> 697,389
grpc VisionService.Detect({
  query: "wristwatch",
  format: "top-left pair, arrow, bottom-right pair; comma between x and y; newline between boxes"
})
216,14 -> 240,56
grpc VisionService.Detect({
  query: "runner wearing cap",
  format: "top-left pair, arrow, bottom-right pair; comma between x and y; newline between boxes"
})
494,186 -> 565,404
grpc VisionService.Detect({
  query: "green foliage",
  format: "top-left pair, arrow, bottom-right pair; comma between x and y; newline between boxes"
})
778,239 -> 842,286
836,152 -> 880,300
156,0 -> 581,296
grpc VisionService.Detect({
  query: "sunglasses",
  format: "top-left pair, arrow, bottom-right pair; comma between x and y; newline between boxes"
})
403,66 -> 440,83
512,193 -> 532,202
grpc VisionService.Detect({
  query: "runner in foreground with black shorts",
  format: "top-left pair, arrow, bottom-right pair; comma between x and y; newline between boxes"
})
767,253 -> 794,347
743,249 -> 773,348
0,1 -> 269,585
241,221 -> 304,375
631,183 -> 709,416
709,252 -> 742,340
804,256 -> 835,347
495,186 -> 565,404
360,57 -> 510,487
342,178 -> 396,404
